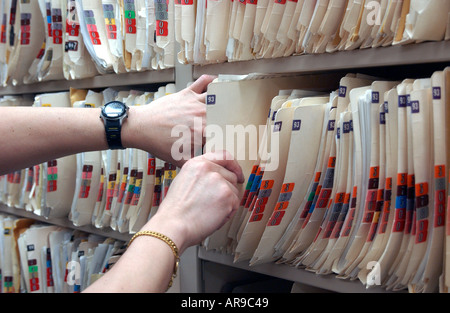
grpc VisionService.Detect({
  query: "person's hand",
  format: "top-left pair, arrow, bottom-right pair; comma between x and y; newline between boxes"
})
141,151 -> 245,254
123,75 -> 216,168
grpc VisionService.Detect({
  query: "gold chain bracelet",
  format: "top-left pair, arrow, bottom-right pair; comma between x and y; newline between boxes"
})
128,230 -> 180,291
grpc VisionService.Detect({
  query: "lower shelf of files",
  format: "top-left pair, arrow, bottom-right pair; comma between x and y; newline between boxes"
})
0,204 -> 132,242
198,247 -> 400,293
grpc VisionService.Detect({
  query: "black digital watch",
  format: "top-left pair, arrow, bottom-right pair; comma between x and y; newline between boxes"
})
100,101 -> 129,150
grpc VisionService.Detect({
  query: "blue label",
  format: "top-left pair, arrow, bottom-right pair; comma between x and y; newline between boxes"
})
250,175 -> 262,192
274,121 -> 282,132
206,94 -> 216,105
292,120 -> 301,131
343,122 -> 350,133
380,112 -> 385,124
339,86 -> 347,98
372,91 -> 379,103
396,195 -> 407,209
398,95 -> 407,107
411,100 -> 419,113
433,87 -> 441,100
328,120 -> 335,131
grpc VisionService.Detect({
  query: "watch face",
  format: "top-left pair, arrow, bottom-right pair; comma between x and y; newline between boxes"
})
104,101 -> 126,118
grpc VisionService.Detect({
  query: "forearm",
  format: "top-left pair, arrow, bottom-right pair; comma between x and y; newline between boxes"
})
83,210 -> 186,293
0,106 -> 108,175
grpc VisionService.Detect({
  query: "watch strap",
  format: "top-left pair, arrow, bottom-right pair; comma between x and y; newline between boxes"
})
104,118 -> 124,150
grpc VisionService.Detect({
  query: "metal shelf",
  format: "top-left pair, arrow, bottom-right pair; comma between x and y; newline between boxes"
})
0,68 -> 175,96
198,247 -> 398,293
0,203 -> 132,242
194,41 -> 450,78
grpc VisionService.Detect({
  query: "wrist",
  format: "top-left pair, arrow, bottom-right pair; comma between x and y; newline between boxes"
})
141,209 -> 189,255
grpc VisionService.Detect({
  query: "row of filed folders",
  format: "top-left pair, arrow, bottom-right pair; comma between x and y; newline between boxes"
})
0,216 -> 127,293
0,84 -> 178,293
1,0 -> 449,85
203,67 -> 450,293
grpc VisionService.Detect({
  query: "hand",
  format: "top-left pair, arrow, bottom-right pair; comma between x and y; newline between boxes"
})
123,75 -> 216,167
142,151 -> 245,254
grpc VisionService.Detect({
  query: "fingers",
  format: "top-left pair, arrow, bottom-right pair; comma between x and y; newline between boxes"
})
201,151 -> 245,184
188,75 -> 216,94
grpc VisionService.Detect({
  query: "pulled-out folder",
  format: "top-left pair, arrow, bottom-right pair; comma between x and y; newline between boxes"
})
250,97 -> 328,265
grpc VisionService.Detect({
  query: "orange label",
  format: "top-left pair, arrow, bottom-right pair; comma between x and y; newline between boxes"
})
377,189 -> 384,202
370,166 -> 379,179
415,182 -> 428,197
344,193 -> 351,204
407,174 -> 415,187
435,165 -> 445,178
335,192 -> 345,203
327,157 -> 336,168
281,183 -> 295,193
397,173 -> 407,185
275,201 -> 289,211
261,180 -> 274,190
385,177 -> 392,189
314,172 -> 321,182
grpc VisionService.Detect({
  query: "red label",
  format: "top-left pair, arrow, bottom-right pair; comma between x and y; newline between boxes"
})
267,211 -> 285,226
156,20 -> 168,36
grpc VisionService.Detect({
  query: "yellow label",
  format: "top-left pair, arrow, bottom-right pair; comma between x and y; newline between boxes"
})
164,170 -> 177,180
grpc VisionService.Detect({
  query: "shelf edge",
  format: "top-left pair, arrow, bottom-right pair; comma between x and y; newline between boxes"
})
0,68 -> 175,96
198,247 -> 400,293
0,203 -> 132,242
